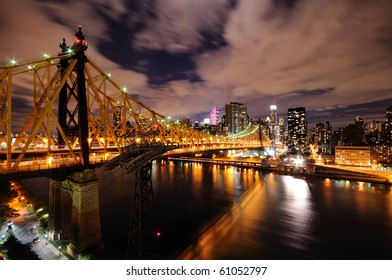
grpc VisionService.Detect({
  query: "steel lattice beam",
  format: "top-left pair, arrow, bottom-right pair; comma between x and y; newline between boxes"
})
127,161 -> 160,259
0,27 -> 268,173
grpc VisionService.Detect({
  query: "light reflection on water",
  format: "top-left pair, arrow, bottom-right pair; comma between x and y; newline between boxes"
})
20,160 -> 392,259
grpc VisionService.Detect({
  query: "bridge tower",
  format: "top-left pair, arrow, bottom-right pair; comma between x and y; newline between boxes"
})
57,26 -> 90,168
127,161 -> 160,259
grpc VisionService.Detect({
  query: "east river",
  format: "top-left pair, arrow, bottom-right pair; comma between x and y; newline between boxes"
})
20,159 -> 392,260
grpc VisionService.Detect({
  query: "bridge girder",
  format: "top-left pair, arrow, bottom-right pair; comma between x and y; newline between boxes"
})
0,38 -> 269,173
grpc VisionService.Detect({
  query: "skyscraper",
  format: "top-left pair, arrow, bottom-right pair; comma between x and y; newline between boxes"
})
210,106 -> 219,126
270,105 -> 278,126
314,121 -> 332,154
385,105 -> 392,144
224,102 -> 248,135
269,105 -> 281,145
287,107 -> 308,153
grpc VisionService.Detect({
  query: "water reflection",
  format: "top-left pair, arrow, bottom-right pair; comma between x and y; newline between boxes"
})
179,171 -> 392,260
19,160 -> 392,260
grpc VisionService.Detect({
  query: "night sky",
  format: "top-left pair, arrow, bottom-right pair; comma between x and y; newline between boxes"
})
1,0 -> 392,130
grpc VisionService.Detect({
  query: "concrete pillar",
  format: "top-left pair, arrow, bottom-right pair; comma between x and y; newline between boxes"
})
48,179 -> 72,240
66,169 -> 103,259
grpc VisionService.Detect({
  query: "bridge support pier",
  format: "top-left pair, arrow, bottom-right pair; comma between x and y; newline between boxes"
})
48,179 -> 72,240
128,161 -> 160,259
66,170 -> 103,259
48,169 -> 103,259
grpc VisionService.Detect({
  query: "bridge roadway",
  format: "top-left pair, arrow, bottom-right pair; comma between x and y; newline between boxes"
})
0,143 -> 264,180
0,183 -> 68,260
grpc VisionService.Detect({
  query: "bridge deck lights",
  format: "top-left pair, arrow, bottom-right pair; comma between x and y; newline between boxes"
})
9,58 -> 17,66
43,53 -> 51,59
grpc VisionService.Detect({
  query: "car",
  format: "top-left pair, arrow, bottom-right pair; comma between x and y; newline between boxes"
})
32,237 -> 40,243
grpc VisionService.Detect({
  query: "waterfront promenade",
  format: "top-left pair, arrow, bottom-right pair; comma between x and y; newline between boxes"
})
168,156 -> 392,184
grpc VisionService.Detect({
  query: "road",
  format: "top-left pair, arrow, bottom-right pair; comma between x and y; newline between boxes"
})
1,206 -> 68,260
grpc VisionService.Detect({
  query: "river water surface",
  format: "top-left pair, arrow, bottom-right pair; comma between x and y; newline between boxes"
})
21,160 -> 392,260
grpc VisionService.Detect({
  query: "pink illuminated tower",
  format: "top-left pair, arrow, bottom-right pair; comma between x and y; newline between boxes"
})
210,107 -> 219,125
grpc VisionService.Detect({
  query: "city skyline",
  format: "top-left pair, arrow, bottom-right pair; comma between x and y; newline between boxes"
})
1,0 -> 391,129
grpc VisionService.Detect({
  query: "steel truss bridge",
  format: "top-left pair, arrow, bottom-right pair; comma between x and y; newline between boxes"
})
0,26 -> 269,175
0,26 -> 269,259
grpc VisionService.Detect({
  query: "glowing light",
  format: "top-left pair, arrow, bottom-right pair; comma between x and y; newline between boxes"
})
122,87 -> 127,93
43,53 -> 51,59
47,156 -> 53,166
9,58 -> 17,66
294,157 -> 304,166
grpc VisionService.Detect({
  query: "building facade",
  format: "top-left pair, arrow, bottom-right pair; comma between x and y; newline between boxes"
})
335,146 -> 370,166
209,107 -> 219,126
224,102 -> 248,135
287,107 -> 308,153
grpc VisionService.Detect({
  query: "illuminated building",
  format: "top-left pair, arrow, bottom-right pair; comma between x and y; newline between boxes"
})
270,105 -> 277,126
335,146 -> 370,166
287,107 -> 308,153
269,105 -> 281,145
314,121 -> 332,154
355,116 -> 364,129
210,107 -> 219,126
383,105 -> 392,144
224,102 -> 248,135
113,106 -> 122,126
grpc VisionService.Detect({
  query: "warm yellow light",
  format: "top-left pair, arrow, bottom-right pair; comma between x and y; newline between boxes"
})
47,156 -> 53,165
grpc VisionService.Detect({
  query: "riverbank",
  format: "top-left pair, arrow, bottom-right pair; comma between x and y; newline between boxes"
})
167,156 -> 392,185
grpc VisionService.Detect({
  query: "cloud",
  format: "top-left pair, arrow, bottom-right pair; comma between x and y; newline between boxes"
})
132,0 -> 232,53
196,0 -> 392,114
1,0 -> 392,131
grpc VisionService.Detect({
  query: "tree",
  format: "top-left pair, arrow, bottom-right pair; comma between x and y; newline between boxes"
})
2,234 -> 40,260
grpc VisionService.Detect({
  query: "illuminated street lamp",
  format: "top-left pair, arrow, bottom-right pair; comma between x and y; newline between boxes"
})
47,156 -> 53,166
